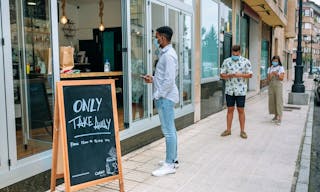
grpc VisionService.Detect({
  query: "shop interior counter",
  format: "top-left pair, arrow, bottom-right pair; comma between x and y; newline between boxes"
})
60,71 -> 123,79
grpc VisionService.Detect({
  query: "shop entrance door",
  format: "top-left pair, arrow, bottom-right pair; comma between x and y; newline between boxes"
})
0,1 -> 9,174
128,0 -> 193,128
7,0 -> 54,161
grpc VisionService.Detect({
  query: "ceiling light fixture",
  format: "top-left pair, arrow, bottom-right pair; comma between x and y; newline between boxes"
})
60,0 -> 68,24
99,0 -> 105,31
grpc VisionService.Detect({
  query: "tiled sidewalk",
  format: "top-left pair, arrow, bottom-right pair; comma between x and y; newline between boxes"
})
49,76 -> 314,192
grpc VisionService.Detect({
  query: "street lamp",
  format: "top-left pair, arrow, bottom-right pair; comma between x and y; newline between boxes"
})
292,0 -> 305,93
310,35 -> 313,75
288,0 -> 309,105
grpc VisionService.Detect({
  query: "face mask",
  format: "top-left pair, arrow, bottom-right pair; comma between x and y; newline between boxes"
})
153,38 -> 160,48
272,61 -> 278,66
231,55 -> 240,61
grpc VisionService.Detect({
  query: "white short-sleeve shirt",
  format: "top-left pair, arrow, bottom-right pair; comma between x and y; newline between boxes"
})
267,65 -> 285,75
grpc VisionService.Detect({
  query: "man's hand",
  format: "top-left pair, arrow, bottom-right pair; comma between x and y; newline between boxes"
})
233,73 -> 252,79
228,73 -> 235,78
233,73 -> 243,78
143,74 -> 153,83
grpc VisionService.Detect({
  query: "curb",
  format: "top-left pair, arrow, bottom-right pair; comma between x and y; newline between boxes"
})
292,91 -> 314,192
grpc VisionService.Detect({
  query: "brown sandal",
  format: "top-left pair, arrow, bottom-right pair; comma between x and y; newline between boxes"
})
240,131 -> 247,139
221,130 -> 231,137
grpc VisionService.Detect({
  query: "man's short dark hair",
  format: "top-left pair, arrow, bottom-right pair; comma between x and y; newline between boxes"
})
156,26 -> 173,41
232,45 -> 241,52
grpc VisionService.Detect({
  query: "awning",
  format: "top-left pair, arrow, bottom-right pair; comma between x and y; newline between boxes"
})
242,0 -> 287,27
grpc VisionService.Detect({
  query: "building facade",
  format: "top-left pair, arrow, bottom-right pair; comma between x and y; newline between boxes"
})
293,0 -> 320,73
0,0 -> 295,190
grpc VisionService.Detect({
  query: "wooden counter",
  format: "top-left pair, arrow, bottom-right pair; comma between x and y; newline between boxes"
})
60,71 -> 123,79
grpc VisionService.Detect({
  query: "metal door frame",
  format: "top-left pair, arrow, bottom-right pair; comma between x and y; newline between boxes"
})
0,0 -> 59,188
0,0 -> 10,175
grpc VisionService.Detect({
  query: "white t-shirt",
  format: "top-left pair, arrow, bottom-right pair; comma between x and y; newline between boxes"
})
267,65 -> 285,75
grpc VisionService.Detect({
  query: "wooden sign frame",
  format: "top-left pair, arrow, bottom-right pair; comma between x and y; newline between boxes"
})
50,79 -> 124,192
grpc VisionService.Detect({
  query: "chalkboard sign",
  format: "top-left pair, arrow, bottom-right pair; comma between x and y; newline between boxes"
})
51,79 -> 124,192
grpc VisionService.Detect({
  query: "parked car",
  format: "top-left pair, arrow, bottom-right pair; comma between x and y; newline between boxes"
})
314,71 -> 320,106
312,66 -> 320,74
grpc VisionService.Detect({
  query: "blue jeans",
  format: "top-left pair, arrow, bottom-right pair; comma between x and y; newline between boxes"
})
155,98 -> 177,164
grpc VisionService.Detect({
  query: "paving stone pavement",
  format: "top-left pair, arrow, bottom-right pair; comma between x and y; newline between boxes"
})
48,75 -> 314,192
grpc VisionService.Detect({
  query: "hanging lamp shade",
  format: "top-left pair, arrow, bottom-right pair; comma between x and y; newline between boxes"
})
99,0 -> 105,31
60,0 -> 68,24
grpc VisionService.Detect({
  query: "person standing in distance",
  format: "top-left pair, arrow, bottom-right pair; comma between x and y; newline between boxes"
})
220,45 -> 253,139
267,56 -> 285,125
143,26 -> 179,176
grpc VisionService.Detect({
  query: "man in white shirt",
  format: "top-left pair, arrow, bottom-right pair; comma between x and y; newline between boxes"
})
143,26 -> 179,176
220,45 -> 253,139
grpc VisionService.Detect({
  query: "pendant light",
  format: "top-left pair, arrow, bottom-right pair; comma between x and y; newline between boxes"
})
60,0 -> 68,24
99,0 -> 105,31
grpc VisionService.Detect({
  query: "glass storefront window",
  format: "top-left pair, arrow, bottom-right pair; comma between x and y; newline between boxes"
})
220,2 -> 232,34
151,2 -> 165,115
201,0 -> 219,80
129,1 -> 193,122
220,1 -> 232,65
10,0 -> 53,159
169,8 -> 180,108
260,40 -> 269,81
240,15 -> 249,58
130,0 -> 148,122
181,14 -> 192,105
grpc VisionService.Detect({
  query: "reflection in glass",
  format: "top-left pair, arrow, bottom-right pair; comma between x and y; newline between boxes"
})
169,9 -> 180,108
151,3 -> 165,115
10,0 -> 53,159
220,2 -> 232,33
201,0 -> 219,79
260,40 -> 269,81
220,2 -> 232,65
240,16 -> 249,58
130,0 -> 148,121
182,14 -> 192,105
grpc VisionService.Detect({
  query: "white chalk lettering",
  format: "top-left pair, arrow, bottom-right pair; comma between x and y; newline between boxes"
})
68,115 -> 93,129
73,100 -> 82,113
96,98 -> 102,111
93,117 -> 111,130
72,98 -> 103,113
70,142 -> 79,148
94,139 -> 104,143
95,170 -> 105,176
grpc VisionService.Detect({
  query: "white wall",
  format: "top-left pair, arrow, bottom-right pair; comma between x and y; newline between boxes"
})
77,0 -> 122,40
59,0 -> 121,50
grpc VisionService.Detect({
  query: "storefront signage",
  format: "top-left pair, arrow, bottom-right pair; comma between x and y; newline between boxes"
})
50,79 -> 124,192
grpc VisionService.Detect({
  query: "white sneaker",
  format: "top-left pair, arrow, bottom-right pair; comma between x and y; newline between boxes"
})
152,163 -> 176,177
158,160 -> 179,168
